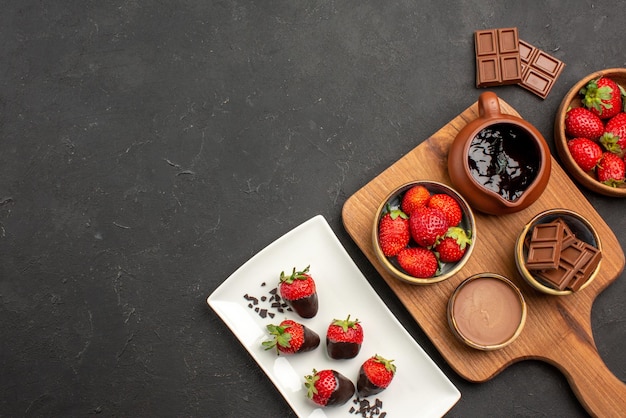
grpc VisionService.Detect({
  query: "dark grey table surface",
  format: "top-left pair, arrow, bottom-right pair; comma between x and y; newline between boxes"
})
2,1 -> 625,417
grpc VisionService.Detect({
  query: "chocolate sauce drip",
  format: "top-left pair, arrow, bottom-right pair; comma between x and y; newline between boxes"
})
288,293 -> 318,318
300,325 -> 320,352
468,123 -> 540,201
326,371 -> 355,406
326,340 -> 361,360
357,368 -> 384,397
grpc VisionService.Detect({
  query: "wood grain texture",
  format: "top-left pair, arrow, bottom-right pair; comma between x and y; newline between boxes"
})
342,98 -> 626,416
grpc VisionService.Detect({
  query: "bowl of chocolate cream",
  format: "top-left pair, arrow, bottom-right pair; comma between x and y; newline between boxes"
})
447,91 -> 551,215
447,273 -> 526,350
515,209 -> 602,296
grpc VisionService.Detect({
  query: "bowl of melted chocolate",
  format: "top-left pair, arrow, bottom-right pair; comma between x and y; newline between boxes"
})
448,91 -> 551,215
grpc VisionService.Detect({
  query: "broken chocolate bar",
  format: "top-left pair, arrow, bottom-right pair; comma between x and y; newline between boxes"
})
526,221 -> 564,270
518,39 -> 565,99
475,28 -> 522,87
525,218 -> 601,291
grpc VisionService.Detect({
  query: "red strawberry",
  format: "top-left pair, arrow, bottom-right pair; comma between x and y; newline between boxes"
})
377,207 -> 410,257
597,151 -> 626,186
396,247 -> 439,278
434,227 -> 472,263
262,319 -> 320,355
580,77 -> 625,119
304,369 -> 355,407
278,266 -> 318,318
427,193 -> 462,227
326,315 -> 363,360
567,137 -> 603,172
600,112 -> 626,156
401,185 -> 431,214
408,206 -> 449,247
564,107 -> 604,140
357,354 -> 397,397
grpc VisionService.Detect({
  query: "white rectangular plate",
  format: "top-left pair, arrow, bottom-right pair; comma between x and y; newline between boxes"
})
208,215 -> 460,417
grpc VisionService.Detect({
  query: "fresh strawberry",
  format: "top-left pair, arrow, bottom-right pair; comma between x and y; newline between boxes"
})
401,185 -> 430,214
262,319 -> 320,355
580,77 -> 625,119
567,137 -> 603,172
304,368 -> 355,407
597,151 -> 626,186
326,315 -> 363,360
564,107 -> 604,140
396,247 -> 439,278
357,354 -> 396,397
427,193 -> 462,227
278,265 -> 318,318
434,227 -> 472,263
408,206 -> 449,247
377,206 -> 410,257
600,112 -> 626,156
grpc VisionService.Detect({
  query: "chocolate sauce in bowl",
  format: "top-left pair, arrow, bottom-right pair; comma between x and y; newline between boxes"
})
468,123 -> 540,201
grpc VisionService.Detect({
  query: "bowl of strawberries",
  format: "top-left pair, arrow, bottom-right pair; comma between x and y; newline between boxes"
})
554,68 -> 626,197
372,180 -> 476,285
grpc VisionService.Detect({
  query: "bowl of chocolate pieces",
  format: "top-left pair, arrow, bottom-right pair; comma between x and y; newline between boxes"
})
515,209 -> 603,295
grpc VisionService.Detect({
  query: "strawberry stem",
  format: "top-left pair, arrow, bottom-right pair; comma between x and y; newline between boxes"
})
332,314 -> 360,333
279,265 -> 310,284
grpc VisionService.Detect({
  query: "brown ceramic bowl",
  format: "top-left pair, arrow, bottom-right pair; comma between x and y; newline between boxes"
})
554,68 -> 626,197
515,209 -> 602,296
448,91 -> 552,215
372,180 -> 476,285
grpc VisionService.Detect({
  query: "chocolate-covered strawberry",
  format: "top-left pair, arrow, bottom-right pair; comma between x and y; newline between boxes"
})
304,368 -> 355,407
278,265 -> 318,318
326,315 -> 363,359
357,354 -> 396,397
262,319 -> 320,355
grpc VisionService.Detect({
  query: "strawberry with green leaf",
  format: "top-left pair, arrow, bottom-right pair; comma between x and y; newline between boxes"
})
262,319 -> 320,355
326,315 -> 363,359
278,265 -> 318,318
304,369 -> 355,407
434,227 -> 472,263
357,354 -> 397,397
580,77 -> 626,119
377,206 -> 410,257
600,112 -> 626,156
597,151 -> 626,186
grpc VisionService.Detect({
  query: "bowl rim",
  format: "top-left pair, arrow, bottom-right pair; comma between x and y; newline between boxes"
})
554,67 -> 626,197
372,180 -> 476,285
447,273 -> 527,351
514,208 -> 603,295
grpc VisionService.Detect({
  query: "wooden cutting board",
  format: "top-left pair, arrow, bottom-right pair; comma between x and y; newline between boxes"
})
341,98 -> 626,416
